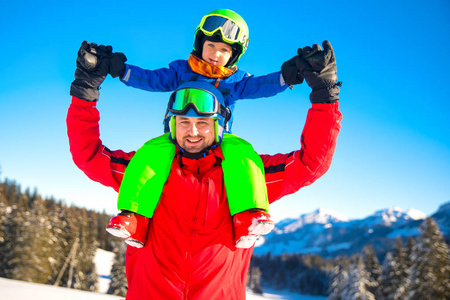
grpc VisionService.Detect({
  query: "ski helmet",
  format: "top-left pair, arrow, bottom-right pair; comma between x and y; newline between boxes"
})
193,9 -> 250,67
167,81 -> 231,143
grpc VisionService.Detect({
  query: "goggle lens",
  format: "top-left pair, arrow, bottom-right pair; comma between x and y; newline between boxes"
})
170,88 -> 217,116
201,16 -> 241,42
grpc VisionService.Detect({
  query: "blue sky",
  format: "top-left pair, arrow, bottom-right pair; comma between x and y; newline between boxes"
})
0,0 -> 449,222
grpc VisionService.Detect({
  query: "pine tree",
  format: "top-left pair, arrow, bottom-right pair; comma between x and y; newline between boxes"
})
71,208 -> 99,291
379,251 -> 397,299
405,217 -> 450,300
248,266 -> 264,294
391,237 -> 411,300
361,245 -> 381,296
341,255 -> 376,300
0,180 -> 8,253
328,256 -> 349,300
16,196 -> 54,283
47,201 -> 76,286
0,203 -> 25,278
107,241 -> 127,296
404,237 -> 414,270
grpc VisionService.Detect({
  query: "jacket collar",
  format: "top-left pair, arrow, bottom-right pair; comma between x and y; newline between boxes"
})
188,53 -> 237,79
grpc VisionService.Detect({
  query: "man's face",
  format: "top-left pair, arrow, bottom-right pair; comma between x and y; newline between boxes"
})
202,40 -> 233,67
175,116 -> 216,153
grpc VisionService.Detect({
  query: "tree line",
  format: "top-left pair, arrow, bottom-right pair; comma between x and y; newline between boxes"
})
327,217 -> 450,299
248,217 -> 450,299
0,178 -> 116,291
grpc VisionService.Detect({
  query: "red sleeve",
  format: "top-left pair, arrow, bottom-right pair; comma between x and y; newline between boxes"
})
66,97 -> 135,192
261,102 -> 342,203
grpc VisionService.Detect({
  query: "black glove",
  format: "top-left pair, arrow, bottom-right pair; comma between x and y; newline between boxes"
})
70,42 -> 128,101
70,41 -> 109,101
90,44 -> 127,78
295,40 -> 341,103
281,56 -> 303,86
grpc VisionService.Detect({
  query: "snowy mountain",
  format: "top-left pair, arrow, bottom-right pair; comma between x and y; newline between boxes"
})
254,201 -> 450,258
431,201 -> 450,234
273,208 -> 349,234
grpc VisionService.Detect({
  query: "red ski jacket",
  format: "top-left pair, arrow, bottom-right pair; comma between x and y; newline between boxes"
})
66,97 -> 342,300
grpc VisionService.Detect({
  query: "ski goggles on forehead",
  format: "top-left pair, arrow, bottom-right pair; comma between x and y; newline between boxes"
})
168,88 -> 228,119
199,15 -> 249,48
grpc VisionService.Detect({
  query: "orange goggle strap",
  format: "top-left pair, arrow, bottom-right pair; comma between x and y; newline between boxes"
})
188,53 -> 237,79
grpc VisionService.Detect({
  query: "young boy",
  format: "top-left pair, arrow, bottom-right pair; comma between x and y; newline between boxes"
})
87,9 -> 303,248
117,8 -> 301,132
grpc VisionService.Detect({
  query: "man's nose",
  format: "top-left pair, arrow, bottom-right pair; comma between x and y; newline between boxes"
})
188,123 -> 199,135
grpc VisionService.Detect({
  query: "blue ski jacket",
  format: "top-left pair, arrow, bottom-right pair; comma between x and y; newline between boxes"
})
121,60 -> 289,130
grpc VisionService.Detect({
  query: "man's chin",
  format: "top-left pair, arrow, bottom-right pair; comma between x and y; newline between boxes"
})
182,142 -> 204,153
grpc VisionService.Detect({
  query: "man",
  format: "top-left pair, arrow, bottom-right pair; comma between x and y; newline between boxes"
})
67,40 -> 342,299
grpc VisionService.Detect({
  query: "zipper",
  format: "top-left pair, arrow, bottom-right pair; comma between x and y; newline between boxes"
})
184,176 -> 204,300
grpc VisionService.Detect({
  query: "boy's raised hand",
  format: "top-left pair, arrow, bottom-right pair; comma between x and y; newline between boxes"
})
281,56 -> 304,86
89,43 -> 127,79
295,40 -> 340,103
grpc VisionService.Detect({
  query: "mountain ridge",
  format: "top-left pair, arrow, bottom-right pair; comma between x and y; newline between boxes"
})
254,201 -> 450,258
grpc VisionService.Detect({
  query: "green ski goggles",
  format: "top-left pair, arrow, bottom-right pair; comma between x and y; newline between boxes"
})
168,88 -> 228,119
198,15 -> 249,49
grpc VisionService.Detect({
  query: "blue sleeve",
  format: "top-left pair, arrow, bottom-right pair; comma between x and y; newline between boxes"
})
120,61 -> 181,92
231,71 -> 289,100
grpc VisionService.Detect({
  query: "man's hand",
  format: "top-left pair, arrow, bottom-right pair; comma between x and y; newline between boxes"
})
281,56 -> 303,86
89,43 -> 127,78
70,41 -> 109,101
70,41 -> 128,101
295,40 -> 340,103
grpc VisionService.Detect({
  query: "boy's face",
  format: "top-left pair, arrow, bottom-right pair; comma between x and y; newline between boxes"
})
202,40 -> 233,67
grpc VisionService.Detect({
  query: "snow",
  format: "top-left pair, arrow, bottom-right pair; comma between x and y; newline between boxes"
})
406,208 -> 426,220
0,277 -> 326,300
387,227 -> 420,238
0,277 -> 122,300
282,208 -> 349,233
95,248 -> 116,293
326,242 -> 351,252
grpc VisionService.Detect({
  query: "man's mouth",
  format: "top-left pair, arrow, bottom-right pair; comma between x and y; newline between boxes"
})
187,138 -> 202,143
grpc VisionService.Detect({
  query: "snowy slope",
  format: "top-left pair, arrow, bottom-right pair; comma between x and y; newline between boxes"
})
95,248 -> 116,293
0,277 -> 122,300
0,277 -> 325,300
